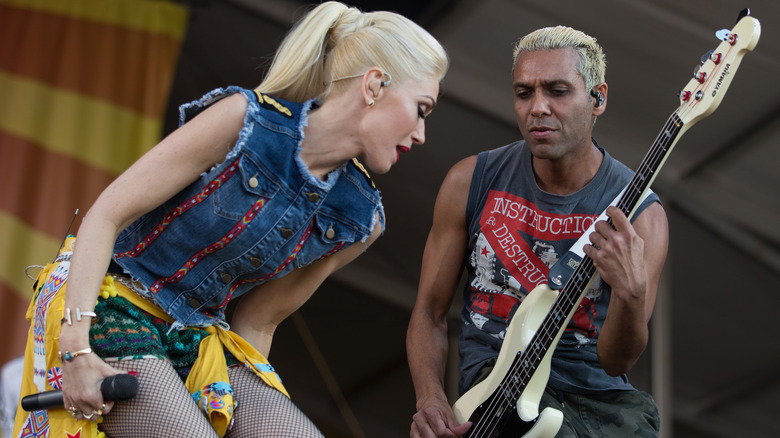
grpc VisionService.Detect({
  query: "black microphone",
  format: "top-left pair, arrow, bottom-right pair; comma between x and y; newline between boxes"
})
21,374 -> 139,411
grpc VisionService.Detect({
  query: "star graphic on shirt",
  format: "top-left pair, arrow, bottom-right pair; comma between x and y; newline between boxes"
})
481,246 -> 489,257
66,427 -> 83,438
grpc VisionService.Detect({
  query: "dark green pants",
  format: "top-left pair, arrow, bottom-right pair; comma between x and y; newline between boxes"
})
539,386 -> 660,437
470,360 -> 660,437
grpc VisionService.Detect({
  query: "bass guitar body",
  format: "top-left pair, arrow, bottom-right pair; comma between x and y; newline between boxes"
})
451,10 -> 760,437
453,283 -> 565,437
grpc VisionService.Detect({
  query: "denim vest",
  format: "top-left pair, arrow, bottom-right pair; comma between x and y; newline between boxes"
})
112,87 -> 385,328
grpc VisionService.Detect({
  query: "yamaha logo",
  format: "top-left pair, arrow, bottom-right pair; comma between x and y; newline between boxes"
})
712,63 -> 731,97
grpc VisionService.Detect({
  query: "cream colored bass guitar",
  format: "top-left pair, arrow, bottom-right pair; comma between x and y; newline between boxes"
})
453,10 -> 760,437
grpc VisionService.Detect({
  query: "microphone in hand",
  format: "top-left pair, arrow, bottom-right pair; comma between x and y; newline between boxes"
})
21,374 -> 139,411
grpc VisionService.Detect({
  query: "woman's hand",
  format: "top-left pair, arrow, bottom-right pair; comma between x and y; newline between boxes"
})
59,321 -> 122,421
60,352 -> 122,421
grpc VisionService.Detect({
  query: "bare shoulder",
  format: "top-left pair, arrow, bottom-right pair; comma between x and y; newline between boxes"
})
197,92 -> 249,122
444,155 -> 478,188
426,155 -> 478,234
218,92 -> 250,112
437,155 -> 478,206
633,201 -> 668,240
634,201 -> 669,286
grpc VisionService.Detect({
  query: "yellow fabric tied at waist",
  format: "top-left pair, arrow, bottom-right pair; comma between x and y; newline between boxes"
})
15,237 -> 288,438
111,277 -> 289,437
15,237 -> 103,438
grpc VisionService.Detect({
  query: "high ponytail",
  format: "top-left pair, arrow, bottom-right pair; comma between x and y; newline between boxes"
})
256,1 -> 448,102
256,2 -> 347,102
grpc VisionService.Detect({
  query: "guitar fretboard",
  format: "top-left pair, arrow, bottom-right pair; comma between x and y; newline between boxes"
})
482,111 -> 684,416
464,15 -> 760,435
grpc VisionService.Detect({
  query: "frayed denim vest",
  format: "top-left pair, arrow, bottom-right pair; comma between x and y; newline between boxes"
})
112,87 -> 385,328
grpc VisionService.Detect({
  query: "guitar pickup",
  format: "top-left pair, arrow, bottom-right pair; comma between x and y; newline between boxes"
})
547,250 -> 581,290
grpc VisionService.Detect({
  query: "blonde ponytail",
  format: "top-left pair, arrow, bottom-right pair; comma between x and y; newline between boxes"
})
256,1 -> 448,102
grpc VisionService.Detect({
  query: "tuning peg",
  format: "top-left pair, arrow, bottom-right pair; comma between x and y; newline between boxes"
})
717,9 -> 751,41
715,29 -> 730,41
738,8 -> 751,22
700,49 -> 713,64
700,49 -> 722,65
693,67 -> 707,84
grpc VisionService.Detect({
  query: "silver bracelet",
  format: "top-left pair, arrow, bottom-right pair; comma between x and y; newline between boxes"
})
61,307 -> 97,326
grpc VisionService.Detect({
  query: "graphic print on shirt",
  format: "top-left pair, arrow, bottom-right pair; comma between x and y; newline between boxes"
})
466,189 -> 605,343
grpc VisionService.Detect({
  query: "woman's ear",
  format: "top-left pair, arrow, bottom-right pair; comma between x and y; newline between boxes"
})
363,67 -> 386,105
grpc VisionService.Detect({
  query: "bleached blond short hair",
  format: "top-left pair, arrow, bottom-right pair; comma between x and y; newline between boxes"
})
512,26 -> 606,91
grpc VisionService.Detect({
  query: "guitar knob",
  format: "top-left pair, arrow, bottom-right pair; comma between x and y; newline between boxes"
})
700,49 -> 723,65
709,52 -> 723,64
679,90 -> 692,101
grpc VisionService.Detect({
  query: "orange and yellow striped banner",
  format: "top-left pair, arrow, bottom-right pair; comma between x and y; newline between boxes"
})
0,0 -> 188,364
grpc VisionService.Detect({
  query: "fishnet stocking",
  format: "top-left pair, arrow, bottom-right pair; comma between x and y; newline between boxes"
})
99,358 -> 218,437
226,365 -> 324,438
97,359 -> 323,437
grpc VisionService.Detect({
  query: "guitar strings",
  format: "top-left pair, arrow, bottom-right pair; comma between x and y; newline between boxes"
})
468,38 -> 738,432
467,113 -> 684,436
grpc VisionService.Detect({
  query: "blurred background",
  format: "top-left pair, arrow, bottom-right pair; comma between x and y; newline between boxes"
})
1,1 -> 778,437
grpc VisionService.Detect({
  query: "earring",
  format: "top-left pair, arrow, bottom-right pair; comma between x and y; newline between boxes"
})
368,99 -> 375,106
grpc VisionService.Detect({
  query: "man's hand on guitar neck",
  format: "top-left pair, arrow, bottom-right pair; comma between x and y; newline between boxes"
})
585,204 -> 668,376
411,394 -> 472,438
584,206 -> 647,297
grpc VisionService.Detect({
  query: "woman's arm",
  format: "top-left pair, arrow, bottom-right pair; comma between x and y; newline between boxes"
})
59,93 -> 250,416
230,218 -> 383,357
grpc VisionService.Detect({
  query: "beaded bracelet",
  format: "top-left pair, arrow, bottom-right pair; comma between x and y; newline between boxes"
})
58,347 -> 92,362
61,307 -> 97,326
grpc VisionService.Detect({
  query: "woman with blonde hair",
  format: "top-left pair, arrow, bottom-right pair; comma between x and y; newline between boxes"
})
14,2 -> 448,437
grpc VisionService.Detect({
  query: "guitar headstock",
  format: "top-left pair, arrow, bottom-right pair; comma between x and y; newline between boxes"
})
676,9 -> 760,127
